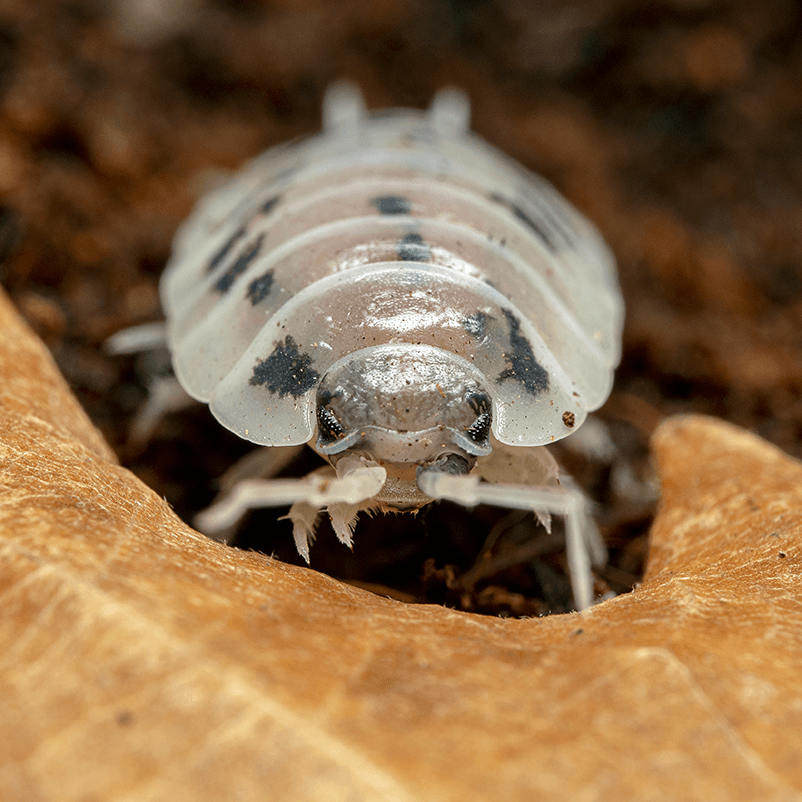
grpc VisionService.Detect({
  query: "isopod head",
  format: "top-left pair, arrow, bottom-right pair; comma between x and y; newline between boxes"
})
313,344 -> 493,508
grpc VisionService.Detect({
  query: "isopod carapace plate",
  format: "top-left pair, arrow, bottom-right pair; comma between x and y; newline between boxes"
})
161,86 -> 624,449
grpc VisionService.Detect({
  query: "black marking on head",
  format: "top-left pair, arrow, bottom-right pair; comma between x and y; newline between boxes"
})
249,335 -> 320,398
371,195 -> 411,215
489,193 -> 559,252
206,226 -> 246,274
246,269 -> 274,305
214,233 -> 265,294
397,233 -> 431,262
258,194 -> 281,215
463,311 -> 490,340
497,308 -> 549,396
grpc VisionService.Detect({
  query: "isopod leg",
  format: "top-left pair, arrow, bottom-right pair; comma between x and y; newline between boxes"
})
105,322 -> 196,447
104,321 -> 168,355
559,472 -> 607,569
215,445 -> 306,496
197,445 -> 306,545
416,472 -> 599,611
128,375 -> 195,445
194,463 -> 387,558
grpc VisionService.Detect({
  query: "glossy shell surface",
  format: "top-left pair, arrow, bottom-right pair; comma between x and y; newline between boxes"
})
161,94 -> 623,448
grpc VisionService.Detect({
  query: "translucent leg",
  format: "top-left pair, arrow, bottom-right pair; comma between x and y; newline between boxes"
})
429,87 -> 471,135
323,80 -> 366,132
215,445 -> 306,495
559,473 -> 607,569
196,445 -> 306,546
128,375 -> 196,445
104,321 -> 168,355
105,322 -> 193,447
416,472 -> 598,611
195,462 -> 387,561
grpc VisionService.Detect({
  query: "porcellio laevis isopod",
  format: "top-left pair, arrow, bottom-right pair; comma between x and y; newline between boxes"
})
153,83 -> 624,610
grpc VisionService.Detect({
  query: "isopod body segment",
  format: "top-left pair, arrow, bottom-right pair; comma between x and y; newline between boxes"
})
160,84 -> 624,454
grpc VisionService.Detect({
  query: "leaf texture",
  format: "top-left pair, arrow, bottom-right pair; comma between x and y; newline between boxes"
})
0,288 -> 801,802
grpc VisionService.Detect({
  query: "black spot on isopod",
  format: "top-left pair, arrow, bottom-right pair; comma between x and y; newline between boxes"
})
397,233 -> 431,262
530,196 -> 576,249
258,194 -> 281,215
206,226 -> 246,274
246,269 -> 274,305
249,335 -> 320,398
463,311 -> 490,340
371,195 -> 411,215
489,193 -> 559,253
214,233 -> 265,294
497,308 -> 549,396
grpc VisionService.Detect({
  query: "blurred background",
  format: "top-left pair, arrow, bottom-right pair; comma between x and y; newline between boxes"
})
0,0 -> 800,614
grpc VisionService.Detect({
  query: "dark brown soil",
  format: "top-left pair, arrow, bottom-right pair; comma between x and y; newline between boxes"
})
2,0 -> 800,615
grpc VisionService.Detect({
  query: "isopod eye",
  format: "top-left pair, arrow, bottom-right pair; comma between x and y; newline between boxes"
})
317,405 -> 345,442
463,391 -> 492,445
465,411 -> 492,445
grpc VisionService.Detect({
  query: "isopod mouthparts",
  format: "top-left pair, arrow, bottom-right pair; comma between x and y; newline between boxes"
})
416,453 -> 473,491
313,343 -> 494,462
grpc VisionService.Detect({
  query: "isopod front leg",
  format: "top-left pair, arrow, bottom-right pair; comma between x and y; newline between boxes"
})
198,445 -> 307,545
194,456 -> 387,562
416,470 -> 599,611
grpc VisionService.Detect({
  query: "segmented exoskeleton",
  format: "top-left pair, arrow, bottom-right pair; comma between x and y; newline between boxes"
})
149,83 -> 624,609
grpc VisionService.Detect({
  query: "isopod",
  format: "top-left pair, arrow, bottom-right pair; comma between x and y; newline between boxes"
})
144,83 -> 624,609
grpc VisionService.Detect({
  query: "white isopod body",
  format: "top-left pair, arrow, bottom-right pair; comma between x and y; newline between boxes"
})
159,83 -> 624,609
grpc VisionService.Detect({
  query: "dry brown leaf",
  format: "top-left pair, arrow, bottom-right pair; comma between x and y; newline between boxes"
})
1,287 -> 801,802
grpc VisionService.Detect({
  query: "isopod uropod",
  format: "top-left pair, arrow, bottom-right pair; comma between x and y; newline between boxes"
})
157,83 -> 624,609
